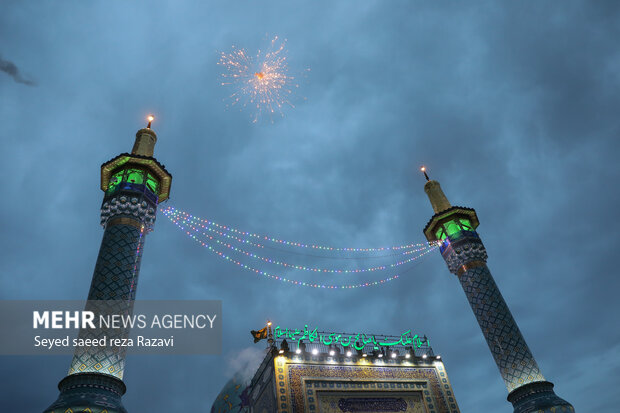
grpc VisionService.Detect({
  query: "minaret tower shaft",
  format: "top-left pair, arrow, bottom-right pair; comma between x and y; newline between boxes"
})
421,170 -> 573,413
43,117 -> 172,413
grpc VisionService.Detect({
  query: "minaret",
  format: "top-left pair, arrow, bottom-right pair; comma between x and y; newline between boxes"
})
43,116 -> 172,413
420,167 -> 573,413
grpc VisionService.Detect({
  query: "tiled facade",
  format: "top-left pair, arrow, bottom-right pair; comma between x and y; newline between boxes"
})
67,223 -> 147,380
458,264 -> 545,392
235,346 -> 460,413
441,234 -> 544,393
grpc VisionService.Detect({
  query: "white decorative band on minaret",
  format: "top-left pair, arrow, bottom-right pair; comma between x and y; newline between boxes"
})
100,195 -> 157,232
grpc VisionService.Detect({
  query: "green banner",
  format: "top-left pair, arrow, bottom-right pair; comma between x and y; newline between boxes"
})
274,325 -> 427,351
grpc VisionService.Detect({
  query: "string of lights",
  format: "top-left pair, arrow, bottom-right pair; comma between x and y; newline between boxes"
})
162,206 -> 430,253
173,215 -> 266,249
174,213 -> 425,259
167,214 -> 437,274
168,217 -> 414,289
260,241 -> 425,260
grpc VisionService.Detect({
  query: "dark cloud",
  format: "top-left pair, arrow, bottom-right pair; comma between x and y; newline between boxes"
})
0,55 -> 35,85
0,1 -> 619,412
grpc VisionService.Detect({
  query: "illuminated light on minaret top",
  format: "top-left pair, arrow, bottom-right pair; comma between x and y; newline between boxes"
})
420,167 -> 573,413
43,115 -> 172,413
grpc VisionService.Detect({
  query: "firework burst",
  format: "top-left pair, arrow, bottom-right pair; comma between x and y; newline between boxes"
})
219,36 -> 299,122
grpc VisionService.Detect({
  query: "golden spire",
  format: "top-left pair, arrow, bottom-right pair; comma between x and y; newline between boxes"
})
422,166 -> 452,214
131,115 -> 158,157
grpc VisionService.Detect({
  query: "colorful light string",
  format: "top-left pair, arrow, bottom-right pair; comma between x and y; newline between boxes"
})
167,213 -> 436,274
168,218 -> 432,289
161,206 -> 439,289
162,206 -> 430,252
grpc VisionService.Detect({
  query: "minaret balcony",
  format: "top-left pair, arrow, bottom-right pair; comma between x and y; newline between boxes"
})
104,181 -> 159,205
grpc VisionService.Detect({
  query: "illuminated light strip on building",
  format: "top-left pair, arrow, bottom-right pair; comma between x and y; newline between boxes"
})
274,325 -> 428,350
162,206 -> 428,252
166,218 -> 430,289
167,215 -> 437,274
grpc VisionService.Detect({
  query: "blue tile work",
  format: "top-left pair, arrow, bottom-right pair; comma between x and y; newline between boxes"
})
67,223 -> 146,379
459,264 -> 545,392
45,190 -> 158,412
100,194 -> 157,233
278,362 -> 457,413
65,188 -> 158,381
438,230 -> 573,412
306,380 -> 430,412
43,373 -> 128,413
507,381 -> 574,413
88,223 -> 145,301
440,234 -> 544,393
252,375 -> 277,413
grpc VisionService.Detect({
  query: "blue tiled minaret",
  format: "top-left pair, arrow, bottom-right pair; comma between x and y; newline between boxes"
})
421,169 -> 573,413
43,117 -> 172,413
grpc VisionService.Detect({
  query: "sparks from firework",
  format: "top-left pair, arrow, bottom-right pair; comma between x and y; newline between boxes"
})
219,36 -> 298,122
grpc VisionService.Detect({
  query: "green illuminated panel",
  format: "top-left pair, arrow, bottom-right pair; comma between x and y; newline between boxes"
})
107,170 -> 124,193
435,228 -> 447,241
274,325 -> 428,350
459,218 -> 472,230
126,169 -> 144,185
146,173 -> 160,194
444,220 -> 461,237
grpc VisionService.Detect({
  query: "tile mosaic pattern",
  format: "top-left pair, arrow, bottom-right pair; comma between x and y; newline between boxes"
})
437,228 -> 574,411
508,380 -> 574,413
274,359 -> 459,413
441,235 -> 487,275
441,234 -> 545,393
253,379 -> 277,413
100,194 -> 157,232
311,383 -> 427,413
458,264 -> 545,392
535,407 -> 574,413
87,223 -> 145,302
44,372 -> 127,413
67,223 -> 146,380
48,405 -> 113,412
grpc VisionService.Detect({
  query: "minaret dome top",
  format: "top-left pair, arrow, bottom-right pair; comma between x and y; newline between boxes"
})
421,167 -> 452,214
132,115 -> 158,157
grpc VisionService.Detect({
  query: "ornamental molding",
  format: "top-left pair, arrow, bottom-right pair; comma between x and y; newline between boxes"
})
100,194 -> 157,232
441,237 -> 488,274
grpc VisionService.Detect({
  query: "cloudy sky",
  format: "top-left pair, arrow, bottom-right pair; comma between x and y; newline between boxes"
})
1,1 -> 619,411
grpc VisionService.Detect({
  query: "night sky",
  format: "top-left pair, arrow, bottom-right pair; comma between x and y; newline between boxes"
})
1,1 -> 619,411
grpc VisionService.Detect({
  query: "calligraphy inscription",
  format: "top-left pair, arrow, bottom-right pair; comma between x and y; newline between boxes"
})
274,325 -> 428,350
338,397 -> 408,412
